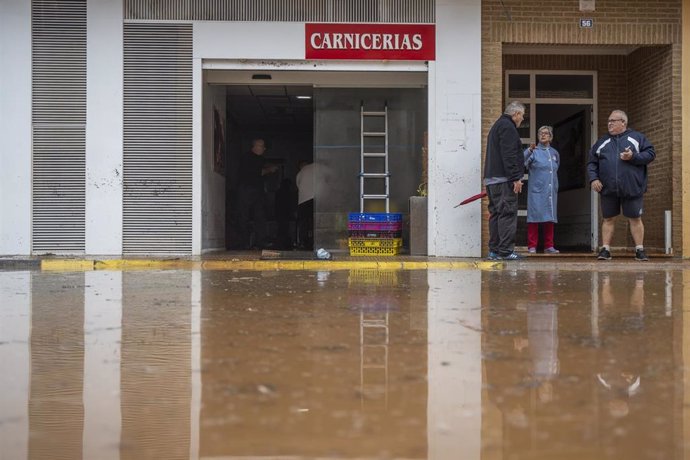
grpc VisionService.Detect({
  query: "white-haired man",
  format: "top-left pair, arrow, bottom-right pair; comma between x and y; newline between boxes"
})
483,101 -> 526,260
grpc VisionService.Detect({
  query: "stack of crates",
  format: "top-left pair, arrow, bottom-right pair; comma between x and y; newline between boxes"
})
348,213 -> 403,256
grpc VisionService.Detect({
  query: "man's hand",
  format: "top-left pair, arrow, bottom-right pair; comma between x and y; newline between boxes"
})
620,147 -> 633,161
591,179 -> 603,192
513,180 -> 523,194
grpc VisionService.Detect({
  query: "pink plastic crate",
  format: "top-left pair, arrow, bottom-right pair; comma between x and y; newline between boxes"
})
347,221 -> 402,231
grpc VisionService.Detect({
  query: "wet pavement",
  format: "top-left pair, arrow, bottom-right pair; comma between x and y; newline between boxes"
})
0,266 -> 687,459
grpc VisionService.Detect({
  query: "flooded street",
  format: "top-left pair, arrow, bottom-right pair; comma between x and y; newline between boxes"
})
0,267 -> 687,459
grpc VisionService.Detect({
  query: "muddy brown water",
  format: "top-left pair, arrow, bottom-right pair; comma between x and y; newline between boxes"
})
0,268 -> 686,459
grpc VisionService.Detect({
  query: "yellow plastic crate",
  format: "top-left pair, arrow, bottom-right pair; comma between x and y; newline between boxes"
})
349,246 -> 401,256
348,238 -> 403,248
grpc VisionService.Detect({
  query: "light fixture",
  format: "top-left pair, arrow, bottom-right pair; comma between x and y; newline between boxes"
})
296,95 -> 312,100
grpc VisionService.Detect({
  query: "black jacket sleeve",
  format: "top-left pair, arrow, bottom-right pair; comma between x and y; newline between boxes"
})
499,121 -> 523,182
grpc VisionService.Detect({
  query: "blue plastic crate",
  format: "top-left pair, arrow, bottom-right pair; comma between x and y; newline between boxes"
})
348,212 -> 402,223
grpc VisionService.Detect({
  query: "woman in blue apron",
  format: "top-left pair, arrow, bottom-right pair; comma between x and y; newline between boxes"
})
524,126 -> 560,254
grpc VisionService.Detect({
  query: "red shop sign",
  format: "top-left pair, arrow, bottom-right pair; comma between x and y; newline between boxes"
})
305,23 -> 435,61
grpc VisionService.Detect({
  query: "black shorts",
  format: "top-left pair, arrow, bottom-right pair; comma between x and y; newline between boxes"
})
600,195 -> 644,219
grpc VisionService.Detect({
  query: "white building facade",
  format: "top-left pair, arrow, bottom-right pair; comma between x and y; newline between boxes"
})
0,0 -> 482,257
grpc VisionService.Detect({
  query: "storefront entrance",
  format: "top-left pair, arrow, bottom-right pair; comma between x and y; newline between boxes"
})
202,67 -> 428,253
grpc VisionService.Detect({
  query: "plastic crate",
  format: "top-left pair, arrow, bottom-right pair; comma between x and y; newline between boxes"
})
348,230 -> 402,239
347,221 -> 402,231
348,212 -> 402,223
349,246 -> 401,256
348,238 -> 403,248
348,237 -> 402,256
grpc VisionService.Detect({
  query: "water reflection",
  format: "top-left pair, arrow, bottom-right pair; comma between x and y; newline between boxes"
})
0,268 -> 685,459
121,271 -> 192,459
481,269 -> 678,460
30,272 -> 84,460
199,270 -> 428,458
0,272 -> 30,460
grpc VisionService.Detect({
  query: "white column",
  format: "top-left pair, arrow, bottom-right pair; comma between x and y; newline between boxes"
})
83,271 -> 122,459
427,270 -> 482,460
0,0 -> 32,255
85,0 -> 124,255
0,272 -> 31,458
192,55 -> 203,255
428,0 -> 482,257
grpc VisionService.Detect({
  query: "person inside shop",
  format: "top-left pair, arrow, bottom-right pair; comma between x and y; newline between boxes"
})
237,138 -> 278,249
524,125 -> 560,254
588,110 -> 655,261
295,160 -> 315,250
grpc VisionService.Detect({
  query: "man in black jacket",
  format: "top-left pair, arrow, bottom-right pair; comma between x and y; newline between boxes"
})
237,138 -> 278,249
483,101 -> 526,260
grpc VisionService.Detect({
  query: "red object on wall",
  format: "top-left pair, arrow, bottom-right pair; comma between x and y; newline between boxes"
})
305,23 -> 435,61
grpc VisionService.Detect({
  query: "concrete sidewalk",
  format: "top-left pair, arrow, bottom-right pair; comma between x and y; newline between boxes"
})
0,250 -> 683,271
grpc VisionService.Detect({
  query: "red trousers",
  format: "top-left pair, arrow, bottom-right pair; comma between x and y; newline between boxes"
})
527,222 -> 555,249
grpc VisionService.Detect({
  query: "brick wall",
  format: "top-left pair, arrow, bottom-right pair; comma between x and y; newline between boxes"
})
482,0 -> 681,44
628,46 -> 676,251
481,0 -> 682,255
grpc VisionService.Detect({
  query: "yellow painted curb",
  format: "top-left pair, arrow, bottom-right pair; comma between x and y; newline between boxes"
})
40,258 -> 505,272
401,261 -> 428,269
302,261 -> 329,270
275,261 -> 306,270
376,261 -> 404,270
476,261 -> 504,270
202,260 -> 256,270
345,261 -> 380,269
425,261 -> 454,269
93,259 -> 201,270
42,259 -> 95,271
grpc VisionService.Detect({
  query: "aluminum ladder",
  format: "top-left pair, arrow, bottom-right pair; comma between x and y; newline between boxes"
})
360,104 -> 390,212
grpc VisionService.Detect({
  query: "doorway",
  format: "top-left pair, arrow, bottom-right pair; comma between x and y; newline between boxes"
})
224,85 -> 314,250
201,68 -> 429,254
506,71 -> 596,252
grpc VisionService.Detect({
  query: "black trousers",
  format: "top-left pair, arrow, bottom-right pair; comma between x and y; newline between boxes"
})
297,199 -> 314,249
486,181 -> 518,256
237,186 -> 267,248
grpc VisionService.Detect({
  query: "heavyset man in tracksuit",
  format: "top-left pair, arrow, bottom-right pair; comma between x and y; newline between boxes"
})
588,110 -> 656,261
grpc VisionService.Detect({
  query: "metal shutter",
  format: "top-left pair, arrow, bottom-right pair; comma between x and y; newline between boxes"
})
123,24 -> 193,255
31,0 -> 87,253
124,0 -> 435,23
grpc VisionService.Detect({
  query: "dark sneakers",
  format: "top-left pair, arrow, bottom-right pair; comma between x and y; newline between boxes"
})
487,251 -> 524,260
597,248 -> 612,260
635,248 -> 649,261
597,247 -> 649,261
